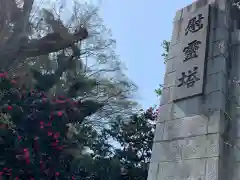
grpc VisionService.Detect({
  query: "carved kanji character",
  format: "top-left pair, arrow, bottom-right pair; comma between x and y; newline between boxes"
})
177,67 -> 200,88
183,40 -> 201,61
185,14 -> 204,35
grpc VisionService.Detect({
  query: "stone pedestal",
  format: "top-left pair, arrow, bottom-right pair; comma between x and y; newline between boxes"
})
148,0 -> 232,180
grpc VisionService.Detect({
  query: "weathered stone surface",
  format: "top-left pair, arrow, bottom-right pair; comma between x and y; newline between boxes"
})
207,111 -> 225,134
205,72 -> 226,94
182,0 -> 209,18
167,44 -> 181,61
235,120 -> 240,138
151,134 -> 220,162
231,30 -> 239,44
215,10 -> 228,28
212,40 -> 227,57
170,20 -> 182,46
163,72 -> 176,88
182,134 -> 220,159
148,1 -> 230,180
172,96 -> 203,120
163,115 -> 207,140
165,57 -> 178,73
160,88 -> 171,105
235,104 -> 240,118
156,159 -> 206,180
207,1 -> 227,29
203,91 -> 226,111
173,9 -> 183,22
232,138 -> 240,162
158,103 -> 173,122
208,27 -> 228,57
160,87 -> 174,105
214,27 -> 228,41
206,158 -> 219,180
147,162 -> 159,180
216,0 -> 227,11
153,122 -> 165,142
229,92 -> 239,111
206,56 -> 227,75
232,163 -> 240,180
236,30 -> 240,42
151,140 -> 182,162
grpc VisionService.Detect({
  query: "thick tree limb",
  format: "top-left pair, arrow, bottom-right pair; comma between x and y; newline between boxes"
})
19,27 -> 88,58
0,27 -> 88,71
6,0 -> 34,45
0,4 -> 89,71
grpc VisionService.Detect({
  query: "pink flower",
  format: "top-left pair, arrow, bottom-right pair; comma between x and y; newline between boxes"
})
57,111 -> 63,116
54,132 -> 60,139
41,92 -> 46,98
46,122 -> 52,127
7,106 -> 12,110
56,99 -> 66,103
0,72 -> 7,77
42,98 -> 47,102
40,121 -> 44,129
57,146 -> 63,150
47,132 -> 53,136
51,142 -> 58,147
26,158 -> 30,164
34,136 -> 39,140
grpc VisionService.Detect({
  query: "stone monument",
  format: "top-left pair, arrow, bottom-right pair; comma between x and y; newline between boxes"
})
147,0 -> 240,179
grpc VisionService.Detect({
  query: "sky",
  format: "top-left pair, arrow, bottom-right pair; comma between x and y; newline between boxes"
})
41,0 -> 196,109
97,0 -> 195,109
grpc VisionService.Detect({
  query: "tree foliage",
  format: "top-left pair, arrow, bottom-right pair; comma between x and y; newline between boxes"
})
154,40 -> 170,97
154,84 -> 163,97
0,0 -> 138,127
0,70 -> 104,179
160,40 -> 170,64
0,70 -> 157,179
68,107 -> 158,180
0,1 -> 158,179
101,108 -> 157,180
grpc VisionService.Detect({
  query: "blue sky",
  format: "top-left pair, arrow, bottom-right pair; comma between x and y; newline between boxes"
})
98,0 -> 195,109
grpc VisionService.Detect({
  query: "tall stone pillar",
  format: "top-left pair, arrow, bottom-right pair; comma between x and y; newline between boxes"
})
148,0 -> 231,180
227,1 -> 240,180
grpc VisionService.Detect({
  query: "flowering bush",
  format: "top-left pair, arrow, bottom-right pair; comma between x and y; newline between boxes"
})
0,72 -> 103,179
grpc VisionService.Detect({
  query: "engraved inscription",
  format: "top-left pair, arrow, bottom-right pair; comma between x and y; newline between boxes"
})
183,40 -> 202,61
177,67 -> 200,88
173,6 -> 210,101
185,14 -> 204,35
